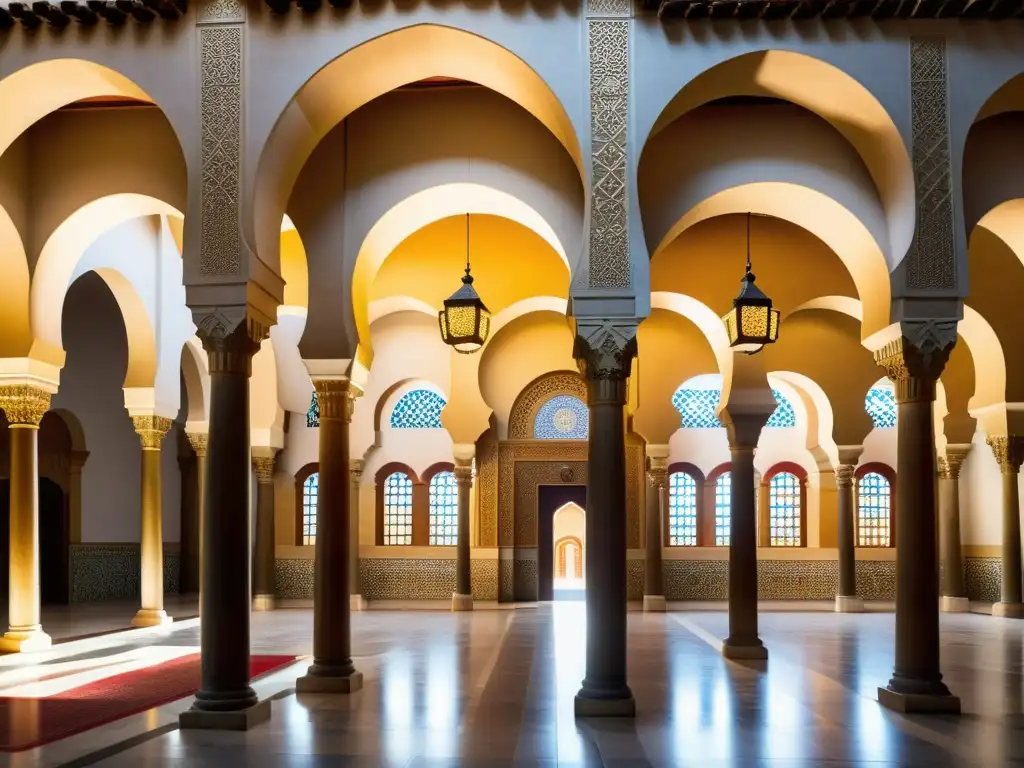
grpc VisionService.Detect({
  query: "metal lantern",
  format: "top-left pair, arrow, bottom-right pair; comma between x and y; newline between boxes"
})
439,214 -> 490,354
722,213 -> 780,354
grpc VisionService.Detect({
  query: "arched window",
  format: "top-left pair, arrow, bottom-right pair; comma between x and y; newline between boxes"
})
301,472 -> 318,545
383,472 -> 414,545
534,395 -> 589,439
715,472 -> 731,547
668,471 -> 698,546
856,466 -> 895,547
390,389 -> 446,429
306,389 -> 319,428
865,386 -> 897,429
765,391 -> 796,428
428,471 -> 458,546
768,472 -> 802,547
672,386 -> 795,429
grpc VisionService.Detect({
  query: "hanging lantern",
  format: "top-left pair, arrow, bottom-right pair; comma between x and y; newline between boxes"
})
439,214 -> 490,354
722,213 -> 780,354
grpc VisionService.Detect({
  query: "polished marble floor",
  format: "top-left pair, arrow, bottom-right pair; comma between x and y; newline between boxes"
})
4,603 -> 1024,767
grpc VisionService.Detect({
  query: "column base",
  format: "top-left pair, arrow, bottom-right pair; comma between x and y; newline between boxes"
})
0,627 -> 52,653
992,601 -> 1024,618
722,640 -> 768,661
642,595 -> 667,612
451,593 -> 474,612
296,670 -> 364,694
574,693 -> 636,717
350,594 -> 368,612
179,698 -> 272,730
130,609 -> 173,628
834,595 -> 865,613
252,594 -> 276,612
877,686 -> 961,714
940,595 -> 970,613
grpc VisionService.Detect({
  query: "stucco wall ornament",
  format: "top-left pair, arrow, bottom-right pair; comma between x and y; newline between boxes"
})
507,371 -> 587,439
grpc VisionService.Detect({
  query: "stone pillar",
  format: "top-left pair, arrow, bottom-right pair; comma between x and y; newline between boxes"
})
835,455 -> 864,613
68,450 -> 88,544
131,416 -> 173,628
349,460 -> 365,611
573,321 -> 636,718
297,378 -> 362,694
987,436 -> 1024,618
183,432 -> 207,596
643,455 -> 666,612
252,451 -> 277,611
0,385 -> 52,652
180,323 -> 269,730
720,410 -> 770,660
938,445 -> 970,612
874,327 -> 960,714
452,458 -> 474,611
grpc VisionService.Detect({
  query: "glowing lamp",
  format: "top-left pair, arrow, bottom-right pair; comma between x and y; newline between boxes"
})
439,214 -> 490,354
722,213 -> 780,354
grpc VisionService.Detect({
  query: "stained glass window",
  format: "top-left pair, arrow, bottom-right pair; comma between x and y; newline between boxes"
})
672,387 -> 795,429
865,387 -> 897,429
715,472 -> 731,547
383,472 -> 413,545
429,471 -> 458,546
857,472 -> 892,547
533,395 -> 589,440
769,472 -> 802,547
302,473 -> 318,545
306,389 -> 319,428
668,472 -> 698,546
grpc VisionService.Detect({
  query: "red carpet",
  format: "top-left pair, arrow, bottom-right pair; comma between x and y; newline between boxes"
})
0,653 -> 296,752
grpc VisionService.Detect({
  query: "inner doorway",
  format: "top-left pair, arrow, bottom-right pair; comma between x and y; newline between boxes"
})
537,484 -> 586,601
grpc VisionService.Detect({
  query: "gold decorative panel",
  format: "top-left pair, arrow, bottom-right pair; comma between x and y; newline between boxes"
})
514,461 -> 588,546
507,371 -> 587,439
476,428 -> 498,547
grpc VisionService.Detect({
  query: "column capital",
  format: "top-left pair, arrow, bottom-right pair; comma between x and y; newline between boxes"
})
186,431 -> 208,458
0,384 -> 51,426
573,319 -> 638,405
313,378 -> 359,423
252,455 -> 276,483
132,416 -> 172,450
646,455 -> 667,489
454,464 -> 474,484
986,436 -> 1024,476
834,463 -> 856,489
349,459 -> 365,483
939,444 -> 971,480
196,310 -> 267,376
873,320 -> 957,404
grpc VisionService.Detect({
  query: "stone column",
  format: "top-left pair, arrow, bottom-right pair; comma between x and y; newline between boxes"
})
835,454 -> 864,613
987,436 -> 1024,618
939,445 -> 970,612
643,455 -> 666,612
183,432 -> 207,596
180,322 -> 269,730
720,410 -> 771,660
452,458 -> 474,611
349,460 -> 365,611
131,416 -> 173,627
874,327 -> 960,714
0,385 -> 52,652
573,321 -> 636,718
297,378 -> 362,694
252,451 -> 277,611
68,450 -> 88,544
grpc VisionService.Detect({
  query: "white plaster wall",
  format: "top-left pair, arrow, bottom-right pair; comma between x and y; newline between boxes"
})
961,428 -> 1005,546
860,427 -> 898,470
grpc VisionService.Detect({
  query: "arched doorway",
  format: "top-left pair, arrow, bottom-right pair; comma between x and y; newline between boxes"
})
538,485 -> 586,601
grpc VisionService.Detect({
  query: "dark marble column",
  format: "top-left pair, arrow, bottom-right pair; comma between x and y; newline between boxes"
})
297,378 -> 362,694
938,446 -> 970,612
987,436 -> 1024,618
180,322 -> 268,730
835,460 -> 864,613
452,460 -> 474,611
574,321 -> 637,718
349,460 -> 365,611
720,410 -> 770,660
874,328 -> 960,714
252,451 -> 277,611
184,432 -> 208,596
643,455 -> 666,612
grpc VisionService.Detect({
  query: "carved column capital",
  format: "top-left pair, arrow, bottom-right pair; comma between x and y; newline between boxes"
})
573,319 -> 638,406
938,445 -> 971,480
454,464 -> 474,485
986,436 -> 1024,476
0,384 -> 51,427
873,321 -> 957,404
646,456 -> 667,489
349,459 -> 365,484
187,432 -> 208,458
132,416 -> 173,450
834,464 -> 856,489
196,311 -> 267,376
252,455 -> 276,483
313,378 -> 359,423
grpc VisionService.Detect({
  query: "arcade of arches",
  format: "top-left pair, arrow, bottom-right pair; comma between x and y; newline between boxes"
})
3,4 -> 1024,762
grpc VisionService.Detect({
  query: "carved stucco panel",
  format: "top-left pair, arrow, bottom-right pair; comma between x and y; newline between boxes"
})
507,371 -> 587,439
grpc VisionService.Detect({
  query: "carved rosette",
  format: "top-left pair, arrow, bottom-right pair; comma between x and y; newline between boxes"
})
834,464 -> 856,489
574,320 -> 638,405
313,379 -> 358,423
132,416 -> 172,450
0,384 -> 51,427
986,436 -> 1024,476
873,321 -> 956,404
252,455 -> 276,483
187,432 -> 209,458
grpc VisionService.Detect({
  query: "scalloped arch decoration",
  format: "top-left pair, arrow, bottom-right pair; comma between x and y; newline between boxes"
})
507,371 -> 587,440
